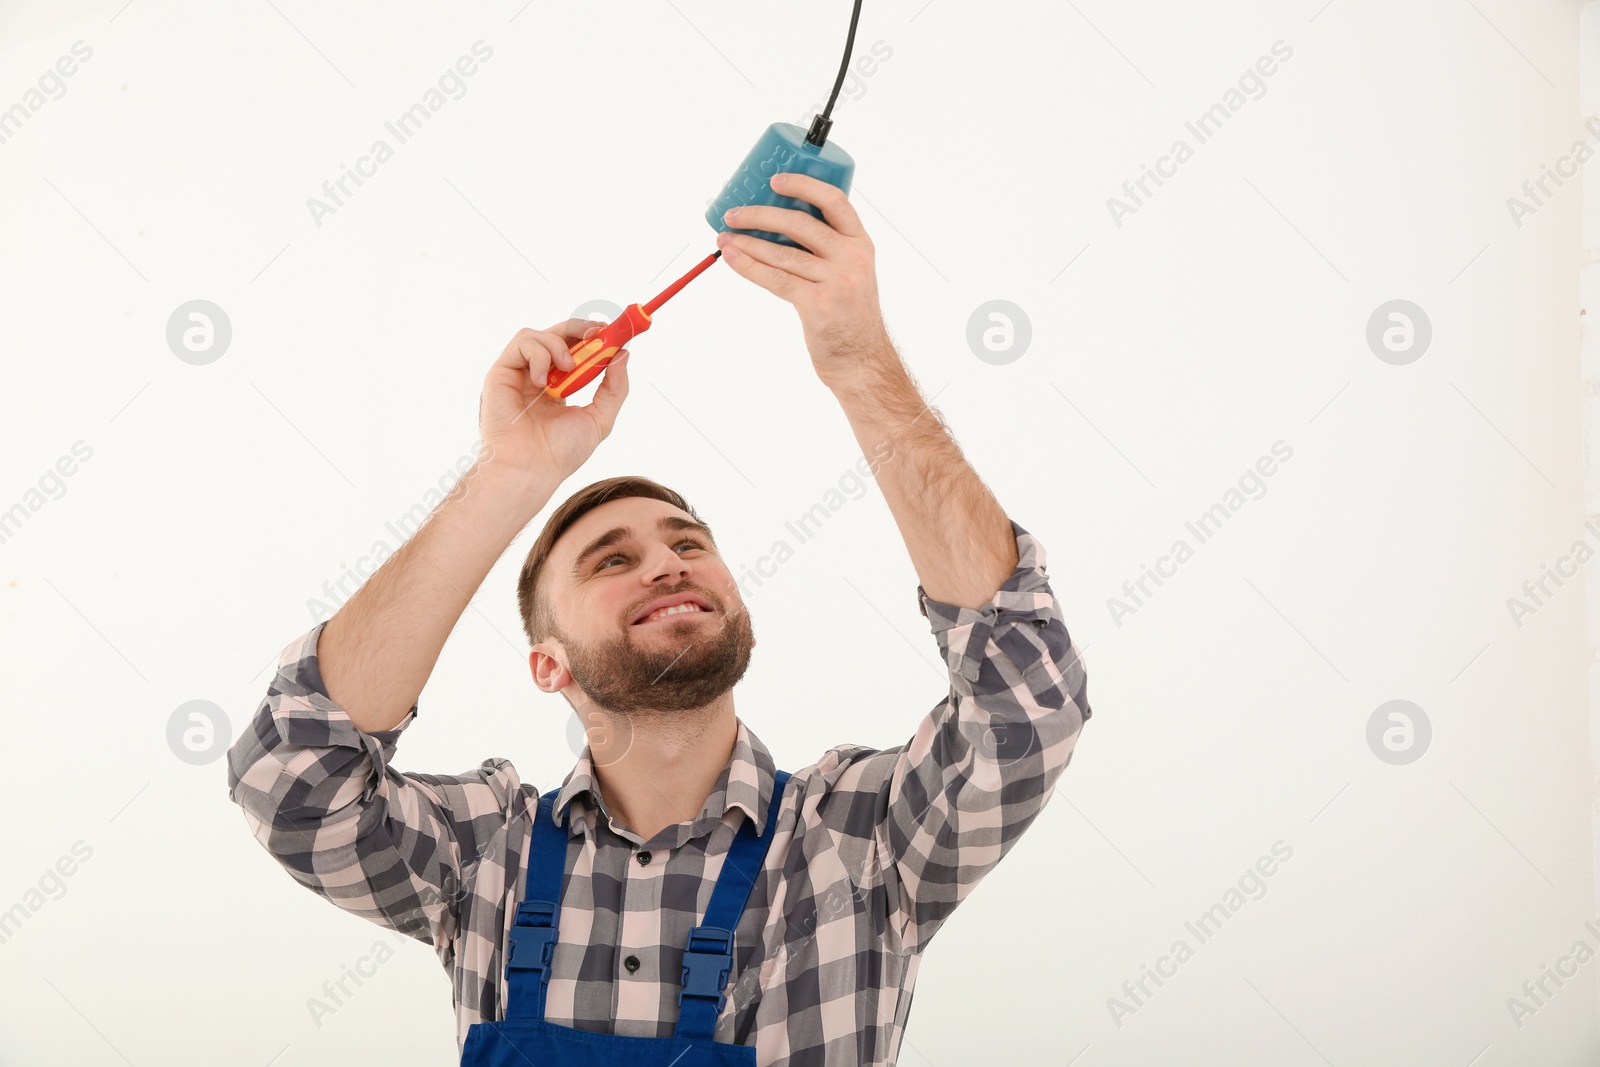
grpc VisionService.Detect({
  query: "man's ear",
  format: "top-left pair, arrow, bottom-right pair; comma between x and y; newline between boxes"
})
529,643 -> 569,694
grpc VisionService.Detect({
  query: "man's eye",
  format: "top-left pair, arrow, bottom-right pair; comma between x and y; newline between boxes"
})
596,539 -> 706,570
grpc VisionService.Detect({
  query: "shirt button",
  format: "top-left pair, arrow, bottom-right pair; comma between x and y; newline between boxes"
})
624,954 -> 641,973
636,850 -> 652,866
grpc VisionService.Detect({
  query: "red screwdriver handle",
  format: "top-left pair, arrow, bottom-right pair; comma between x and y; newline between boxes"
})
545,303 -> 653,399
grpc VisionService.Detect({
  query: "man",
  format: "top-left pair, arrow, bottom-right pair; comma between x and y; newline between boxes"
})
227,172 -> 1091,1066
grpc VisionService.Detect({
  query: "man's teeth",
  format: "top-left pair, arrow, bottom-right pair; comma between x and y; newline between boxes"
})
644,603 -> 703,622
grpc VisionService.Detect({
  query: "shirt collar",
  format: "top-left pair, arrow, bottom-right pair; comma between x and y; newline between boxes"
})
550,717 -> 777,846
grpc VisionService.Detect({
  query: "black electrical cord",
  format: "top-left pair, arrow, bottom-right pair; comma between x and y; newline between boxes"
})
805,0 -> 864,147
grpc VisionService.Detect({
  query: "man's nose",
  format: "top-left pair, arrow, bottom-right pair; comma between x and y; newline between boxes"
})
643,544 -> 690,581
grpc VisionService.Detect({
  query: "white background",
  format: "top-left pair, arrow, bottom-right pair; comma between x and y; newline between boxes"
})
0,0 -> 1592,1064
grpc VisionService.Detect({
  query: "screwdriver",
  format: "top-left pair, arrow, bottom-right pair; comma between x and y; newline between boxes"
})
544,249 -> 724,399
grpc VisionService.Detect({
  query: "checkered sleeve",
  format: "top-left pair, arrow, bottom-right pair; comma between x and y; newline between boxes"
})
225,620 -> 525,958
880,517 -> 1091,953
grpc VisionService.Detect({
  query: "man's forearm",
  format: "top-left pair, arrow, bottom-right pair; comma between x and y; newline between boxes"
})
828,332 -> 1018,611
319,458 -> 560,733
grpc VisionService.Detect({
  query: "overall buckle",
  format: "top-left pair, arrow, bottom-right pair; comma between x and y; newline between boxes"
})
679,926 -> 735,1011
506,901 -> 558,974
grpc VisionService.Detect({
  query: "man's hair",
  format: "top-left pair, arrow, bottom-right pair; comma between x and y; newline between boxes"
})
516,475 -> 704,646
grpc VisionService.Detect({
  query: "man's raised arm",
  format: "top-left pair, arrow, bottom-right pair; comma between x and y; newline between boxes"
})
714,173 -> 1091,953
825,333 -> 1090,951
225,322 -> 633,947
320,322 -> 631,732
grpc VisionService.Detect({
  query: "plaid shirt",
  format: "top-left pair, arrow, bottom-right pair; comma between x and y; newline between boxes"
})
227,518 -> 1091,1065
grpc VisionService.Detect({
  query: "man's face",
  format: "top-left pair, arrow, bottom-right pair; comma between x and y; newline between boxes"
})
530,496 -> 755,717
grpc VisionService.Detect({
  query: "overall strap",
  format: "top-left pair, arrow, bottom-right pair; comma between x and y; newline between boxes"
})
675,768 -> 791,1042
503,788 -> 567,1021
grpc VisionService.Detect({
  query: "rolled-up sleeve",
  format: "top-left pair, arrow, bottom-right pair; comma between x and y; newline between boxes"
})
225,620 -> 525,958
877,517 -> 1091,953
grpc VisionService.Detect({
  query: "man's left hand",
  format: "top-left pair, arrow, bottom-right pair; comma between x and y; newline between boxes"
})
716,172 -> 889,389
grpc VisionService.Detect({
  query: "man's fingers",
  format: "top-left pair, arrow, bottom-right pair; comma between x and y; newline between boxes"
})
488,331 -> 564,397
722,205 -> 840,263
771,172 -> 866,238
717,236 -> 814,299
549,318 -> 608,343
491,321 -> 612,395
582,349 -> 630,435
716,222 -> 828,282
521,328 -> 576,377
493,331 -> 534,372
535,330 -> 579,373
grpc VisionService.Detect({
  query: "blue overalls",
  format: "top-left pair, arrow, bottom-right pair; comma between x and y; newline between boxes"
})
459,769 -> 792,1066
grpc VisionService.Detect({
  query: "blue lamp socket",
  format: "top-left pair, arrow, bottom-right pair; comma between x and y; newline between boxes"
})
706,122 -> 855,251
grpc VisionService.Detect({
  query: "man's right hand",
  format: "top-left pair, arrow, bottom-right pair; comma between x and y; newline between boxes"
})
479,320 -> 631,482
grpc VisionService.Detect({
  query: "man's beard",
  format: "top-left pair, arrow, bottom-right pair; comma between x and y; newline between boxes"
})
560,604 -> 754,717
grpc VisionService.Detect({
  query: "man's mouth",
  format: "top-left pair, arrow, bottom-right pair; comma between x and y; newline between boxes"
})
634,603 -> 713,625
